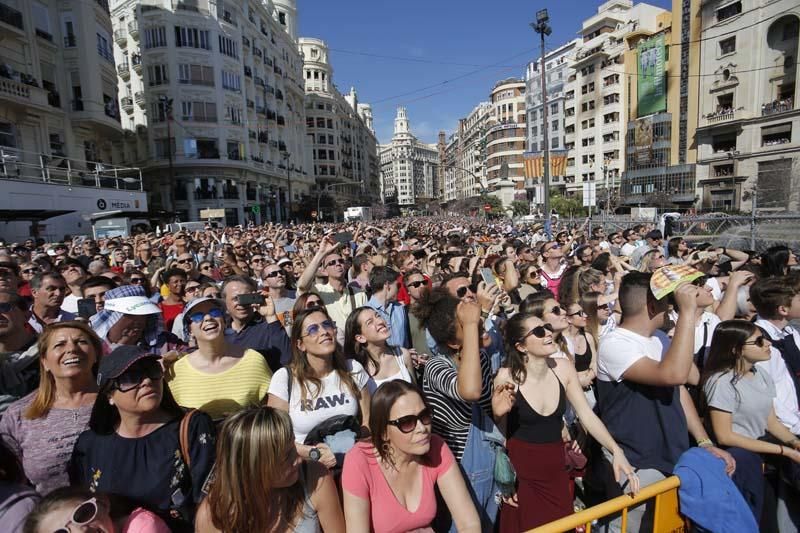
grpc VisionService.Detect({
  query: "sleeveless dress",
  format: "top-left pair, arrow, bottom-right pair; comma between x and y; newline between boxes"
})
499,370 -> 572,532
366,348 -> 413,394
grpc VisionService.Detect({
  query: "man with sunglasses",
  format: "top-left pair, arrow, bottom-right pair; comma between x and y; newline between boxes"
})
58,259 -> 88,316
134,241 -> 164,275
297,237 -> 367,336
261,263 -> 296,330
630,230 -> 664,270
222,275 -> 291,372
0,290 -> 39,414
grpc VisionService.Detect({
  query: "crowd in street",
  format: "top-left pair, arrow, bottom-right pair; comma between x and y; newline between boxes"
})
0,216 -> 799,533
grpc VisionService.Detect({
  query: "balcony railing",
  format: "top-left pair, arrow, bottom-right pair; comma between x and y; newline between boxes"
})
706,109 -> 734,123
64,34 -> 77,47
117,63 -> 130,79
114,29 -> 127,46
128,20 -> 139,39
35,29 -> 53,42
762,98 -> 794,116
131,54 -> 142,74
134,91 -> 145,107
121,96 -> 134,113
0,3 -> 23,30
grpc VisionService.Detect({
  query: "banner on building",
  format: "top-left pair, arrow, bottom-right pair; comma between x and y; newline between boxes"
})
636,34 -> 667,116
633,116 -> 654,165
523,150 -> 569,178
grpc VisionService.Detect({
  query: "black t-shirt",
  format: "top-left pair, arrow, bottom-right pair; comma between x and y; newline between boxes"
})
69,411 -> 216,532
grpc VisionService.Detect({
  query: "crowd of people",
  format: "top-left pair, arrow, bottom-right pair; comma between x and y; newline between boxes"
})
0,217 -> 798,533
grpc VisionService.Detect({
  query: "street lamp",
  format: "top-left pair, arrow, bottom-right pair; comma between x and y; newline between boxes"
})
281,151 -> 292,223
532,9 -> 552,233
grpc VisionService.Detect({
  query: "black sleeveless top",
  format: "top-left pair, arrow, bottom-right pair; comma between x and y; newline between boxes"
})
573,331 -> 593,373
508,370 -> 566,444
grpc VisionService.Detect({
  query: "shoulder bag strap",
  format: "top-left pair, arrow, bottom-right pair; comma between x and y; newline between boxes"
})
347,286 -> 356,312
179,409 -> 197,468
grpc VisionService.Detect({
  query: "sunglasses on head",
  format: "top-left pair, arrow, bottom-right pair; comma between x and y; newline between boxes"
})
521,323 -> 554,341
264,270 -> 284,278
456,284 -> 477,298
188,307 -> 224,324
303,319 -> 336,337
744,336 -> 769,348
112,359 -> 163,393
54,497 -> 99,533
407,280 -> 425,289
326,258 -> 346,267
388,407 -> 433,433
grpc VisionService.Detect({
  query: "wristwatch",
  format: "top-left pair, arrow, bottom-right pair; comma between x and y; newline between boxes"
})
308,447 -> 322,462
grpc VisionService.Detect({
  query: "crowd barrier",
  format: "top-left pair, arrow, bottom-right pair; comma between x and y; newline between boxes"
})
530,476 -> 687,533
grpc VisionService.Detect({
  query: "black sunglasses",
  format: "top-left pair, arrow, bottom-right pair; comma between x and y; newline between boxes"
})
264,270 -> 284,278
112,359 -> 163,393
744,336 -> 769,348
567,309 -> 588,318
130,277 -> 145,284
326,259 -> 346,267
176,259 -> 193,265
388,407 -> 433,433
407,280 -> 426,289
549,305 -> 563,316
456,284 -> 478,298
521,323 -> 554,341
0,302 -> 14,313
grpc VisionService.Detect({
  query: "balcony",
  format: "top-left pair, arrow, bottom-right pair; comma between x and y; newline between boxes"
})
706,109 -> 735,123
128,20 -> 138,40
134,91 -> 145,107
114,29 -> 127,47
0,3 -> 23,31
131,54 -> 142,74
121,96 -> 134,114
620,165 -> 696,206
117,63 -> 130,80
35,29 -> 53,42
0,77 -> 48,108
762,98 -> 794,117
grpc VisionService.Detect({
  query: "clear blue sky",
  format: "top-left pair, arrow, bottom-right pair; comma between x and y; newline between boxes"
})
297,0 -> 672,145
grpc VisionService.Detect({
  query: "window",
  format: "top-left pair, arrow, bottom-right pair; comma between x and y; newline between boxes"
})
551,137 -> 560,149
581,101 -> 596,112
150,101 -> 168,122
181,101 -> 217,122
175,26 -> 210,49
719,37 -> 736,55
62,15 -> 76,47
550,103 -> 558,115
155,138 -> 176,159
716,2 -> 742,22
49,133 -> 65,156
580,65 -> 595,76
318,134 -> 326,144
603,112 -> 619,124
179,64 -> 214,86
531,126 -> 538,137
761,123 -> 792,147
278,11 -> 286,25
226,106 -> 242,124
552,120 -> 558,132
581,118 -> 595,128
32,1 -> 52,40
96,30 -> 112,61
144,26 -> 167,48
221,70 -> 241,91
604,93 -> 620,105
603,74 -> 620,86
219,35 -> 238,58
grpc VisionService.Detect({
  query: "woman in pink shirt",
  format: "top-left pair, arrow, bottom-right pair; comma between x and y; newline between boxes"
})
342,381 -> 480,533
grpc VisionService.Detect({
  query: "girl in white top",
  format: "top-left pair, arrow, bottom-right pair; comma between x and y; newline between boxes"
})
343,306 -> 415,395
268,308 -> 371,471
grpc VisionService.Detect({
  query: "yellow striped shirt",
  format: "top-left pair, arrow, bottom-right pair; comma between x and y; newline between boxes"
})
166,349 -> 271,420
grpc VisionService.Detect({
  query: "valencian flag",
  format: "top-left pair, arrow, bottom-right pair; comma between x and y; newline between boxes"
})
523,150 -> 568,178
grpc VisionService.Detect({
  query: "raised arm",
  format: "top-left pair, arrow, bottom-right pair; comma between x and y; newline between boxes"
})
297,237 -> 336,293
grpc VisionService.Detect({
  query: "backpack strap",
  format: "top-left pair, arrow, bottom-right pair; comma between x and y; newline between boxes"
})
179,409 -> 197,468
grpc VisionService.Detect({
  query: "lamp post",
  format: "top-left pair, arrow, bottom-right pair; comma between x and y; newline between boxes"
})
532,9 -> 552,233
158,95 -> 175,218
282,151 -> 292,223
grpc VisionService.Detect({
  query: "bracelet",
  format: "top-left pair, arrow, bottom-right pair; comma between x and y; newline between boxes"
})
697,438 -> 713,448
779,445 -> 785,456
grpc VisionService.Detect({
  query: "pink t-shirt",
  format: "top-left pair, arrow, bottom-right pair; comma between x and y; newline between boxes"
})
342,435 -> 455,533
122,508 -> 171,533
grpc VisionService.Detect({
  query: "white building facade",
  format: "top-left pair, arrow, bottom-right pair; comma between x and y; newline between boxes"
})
380,107 -> 438,211
111,0 -> 313,226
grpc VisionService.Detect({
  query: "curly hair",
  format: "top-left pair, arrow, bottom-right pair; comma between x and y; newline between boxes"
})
410,287 -> 459,348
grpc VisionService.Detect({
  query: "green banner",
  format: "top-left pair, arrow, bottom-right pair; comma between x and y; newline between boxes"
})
637,34 -> 666,117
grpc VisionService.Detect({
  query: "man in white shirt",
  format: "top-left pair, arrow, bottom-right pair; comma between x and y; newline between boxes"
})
751,277 -> 800,434
619,228 -> 640,258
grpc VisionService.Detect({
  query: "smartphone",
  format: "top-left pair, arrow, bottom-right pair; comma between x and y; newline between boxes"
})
412,249 -> 427,260
284,245 -> 297,253
480,267 -> 496,286
333,232 -> 353,245
237,293 -> 266,306
77,298 -> 97,319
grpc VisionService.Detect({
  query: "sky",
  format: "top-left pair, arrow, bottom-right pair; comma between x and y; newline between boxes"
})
297,0 -> 673,145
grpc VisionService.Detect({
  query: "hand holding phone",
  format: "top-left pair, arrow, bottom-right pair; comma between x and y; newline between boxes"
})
480,267 -> 496,287
77,298 -> 97,319
237,293 -> 266,306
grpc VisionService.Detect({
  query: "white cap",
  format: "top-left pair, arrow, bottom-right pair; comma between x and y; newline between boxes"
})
103,296 -> 162,316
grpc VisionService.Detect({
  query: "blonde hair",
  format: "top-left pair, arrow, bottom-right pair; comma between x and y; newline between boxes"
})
206,406 -> 307,532
25,321 -> 102,420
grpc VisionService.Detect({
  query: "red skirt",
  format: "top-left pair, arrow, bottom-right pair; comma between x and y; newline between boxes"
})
499,438 -> 573,532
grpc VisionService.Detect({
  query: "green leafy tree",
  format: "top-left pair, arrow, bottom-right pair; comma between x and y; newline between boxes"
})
550,194 -> 588,218
511,200 -> 529,217
484,195 -> 504,216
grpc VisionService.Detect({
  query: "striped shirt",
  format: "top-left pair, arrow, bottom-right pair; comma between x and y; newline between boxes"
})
166,349 -> 271,420
422,351 -> 494,461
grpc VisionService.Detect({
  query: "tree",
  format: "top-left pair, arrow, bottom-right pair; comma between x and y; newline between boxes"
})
483,195 -> 504,216
511,200 -> 529,217
550,194 -> 587,218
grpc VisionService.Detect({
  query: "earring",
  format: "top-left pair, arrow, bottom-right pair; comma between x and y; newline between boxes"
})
108,398 -> 114,405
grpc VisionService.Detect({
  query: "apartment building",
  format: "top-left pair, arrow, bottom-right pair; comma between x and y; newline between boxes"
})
695,0 -> 799,211
564,0 -> 666,202
486,78 -> 526,207
619,0 -> 701,210
379,107 -> 438,211
299,37 -> 380,216
439,101 -> 490,204
0,0 -> 147,241
111,0 -> 312,226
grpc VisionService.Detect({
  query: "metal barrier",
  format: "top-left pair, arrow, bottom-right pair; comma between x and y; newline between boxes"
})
530,476 -> 687,533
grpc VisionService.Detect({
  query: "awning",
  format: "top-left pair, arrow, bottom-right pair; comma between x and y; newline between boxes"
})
0,210 -> 74,221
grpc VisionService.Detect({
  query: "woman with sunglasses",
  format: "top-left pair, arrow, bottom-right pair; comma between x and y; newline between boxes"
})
70,345 -> 215,531
166,296 -> 271,420
291,291 -> 326,321
344,307 -> 415,394
268,308 -> 370,470
639,248 -> 667,274
517,263 -> 541,301
24,486 -> 171,533
196,406 -> 345,533
342,380 -> 481,532
581,290 -> 616,339
563,302 -> 598,402
0,322 -> 100,495
700,320 -> 800,525
495,312 -> 637,531
519,292 -> 573,361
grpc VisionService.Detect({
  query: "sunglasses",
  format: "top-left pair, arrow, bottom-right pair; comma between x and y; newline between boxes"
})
303,319 -> 336,337
130,277 -> 145,285
521,323 -> 554,341
545,245 -> 560,252
0,302 -> 14,313
21,268 -> 38,274
176,259 -> 192,265
407,280 -> 426,289
549,305 -> 564,316
305,299 -> 322,308
388,407 -> 433,433
200,265 -> 212,270
112,359 -> 163,393
188,307 -> 224,324
567,309 -> 588,318
185,285 -> 200,292
264,270 -> 284,278
251,258 -> 265,263
54,498 -> 99,533
744,336 -> 769,348
691,276 -> 709,287
456,284 -> 477,298
326,259 -> 346,267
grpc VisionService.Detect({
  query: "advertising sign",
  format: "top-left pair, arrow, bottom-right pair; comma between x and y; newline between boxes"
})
634,116 -> 654,165
637,34 -> 666,116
